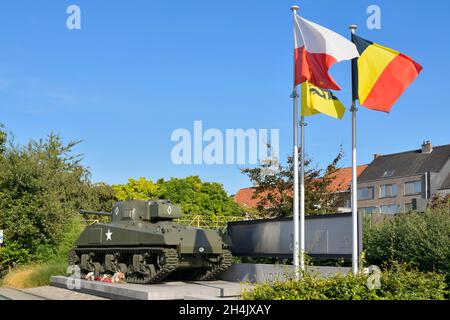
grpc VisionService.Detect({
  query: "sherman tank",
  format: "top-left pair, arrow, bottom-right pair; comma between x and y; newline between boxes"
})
68,200 -> 233,284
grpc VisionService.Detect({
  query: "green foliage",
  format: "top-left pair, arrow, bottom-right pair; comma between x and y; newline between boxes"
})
0,129 -> 116,270
0,123 -> 6,154
114,176 -> 242,218
363,205 -> 450,285
0,242 -> 31,267
243,272 -> 377,300
243,263 -> 448,300
113,177 -> 164,201
240,148 -> 344,218
378,262 -> 448,300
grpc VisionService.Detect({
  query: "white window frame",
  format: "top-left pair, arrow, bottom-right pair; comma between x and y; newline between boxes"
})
404,180 -> 422,196
379,184 -> 398,198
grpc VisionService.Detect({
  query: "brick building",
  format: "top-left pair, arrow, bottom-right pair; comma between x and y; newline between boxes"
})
357,141 -> 450,214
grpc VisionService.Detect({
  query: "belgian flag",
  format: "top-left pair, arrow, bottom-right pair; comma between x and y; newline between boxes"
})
352,34 -> 422,112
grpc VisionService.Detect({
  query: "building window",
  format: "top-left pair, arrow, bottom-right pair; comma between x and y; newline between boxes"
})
404,203 -> 413,212
358,187 -> 374,200
380,204 -> 400,215
405,181 -> 422,195
382,170 -> 395,177
380,184 -> 397,198
359,207 -> 378,215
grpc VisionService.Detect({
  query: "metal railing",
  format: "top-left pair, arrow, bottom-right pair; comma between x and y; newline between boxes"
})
81,215 -> 253,230
175,215 -> 245,230
82,219 -> 99,225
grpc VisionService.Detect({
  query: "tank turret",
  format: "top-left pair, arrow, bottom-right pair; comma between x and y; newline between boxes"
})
110,200 -> 182,222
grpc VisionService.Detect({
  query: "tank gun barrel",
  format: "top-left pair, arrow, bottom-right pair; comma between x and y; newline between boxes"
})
79,209 -> 112,216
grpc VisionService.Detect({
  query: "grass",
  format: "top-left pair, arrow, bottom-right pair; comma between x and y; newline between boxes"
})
1,220 -> 83,289
2,259 -> 68,289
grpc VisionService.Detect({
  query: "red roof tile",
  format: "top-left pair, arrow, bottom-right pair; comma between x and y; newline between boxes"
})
234,165 -> 368,208
328,165 -> 368,192
234,187 -> 259,208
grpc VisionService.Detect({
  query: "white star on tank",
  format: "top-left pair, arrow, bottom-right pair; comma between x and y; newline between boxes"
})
105,229 -> 112,241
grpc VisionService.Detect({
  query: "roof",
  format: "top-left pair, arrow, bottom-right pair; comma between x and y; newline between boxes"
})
234,187 -> 259,208
234,165 -> 368,208
359,144 -> 450,183
234,187 -> 287,209
328,165 -> 368,192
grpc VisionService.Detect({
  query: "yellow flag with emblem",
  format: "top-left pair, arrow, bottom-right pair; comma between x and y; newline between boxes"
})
301,81 -> 346,119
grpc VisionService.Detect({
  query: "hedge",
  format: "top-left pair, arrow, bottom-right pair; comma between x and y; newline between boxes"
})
243,262 -> 448,300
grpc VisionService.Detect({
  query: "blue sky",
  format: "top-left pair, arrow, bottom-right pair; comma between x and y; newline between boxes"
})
1,0 -> 449,195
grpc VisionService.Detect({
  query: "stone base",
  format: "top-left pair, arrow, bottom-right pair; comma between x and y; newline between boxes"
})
220,263 -> 351,283
50,276 -> 250,300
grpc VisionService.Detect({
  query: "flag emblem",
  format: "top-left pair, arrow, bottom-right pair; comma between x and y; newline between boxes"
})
301,81 -> 346,119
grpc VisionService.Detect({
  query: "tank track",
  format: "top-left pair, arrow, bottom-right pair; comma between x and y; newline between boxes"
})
196,249 -> 233,281
71,247 -> 179,284
125,248 -> 179,284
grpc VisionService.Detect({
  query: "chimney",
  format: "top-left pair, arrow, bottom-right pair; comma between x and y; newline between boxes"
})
374,154 -> 381,159
421,141 -> 433,154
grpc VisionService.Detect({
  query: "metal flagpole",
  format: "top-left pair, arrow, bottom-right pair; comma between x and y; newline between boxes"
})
300,113 -> 306,272
290,5 -> 301,278
349,24 -> 359,274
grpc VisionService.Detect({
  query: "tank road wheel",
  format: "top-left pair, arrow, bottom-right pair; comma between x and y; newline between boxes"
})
156,251 -> 166,269
80,253 -> 103,278
105,253 -> 127,274
129,254 -> 156,279
125,248 -> 179,284
93,262 -> 103,276
118,263 -> 128,274
125,253 -> 157,284
194,249 -> 233,281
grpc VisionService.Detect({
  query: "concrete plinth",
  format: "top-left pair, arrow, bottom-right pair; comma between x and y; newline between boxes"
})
50,276 -> 250,300
220,263 -> 351,283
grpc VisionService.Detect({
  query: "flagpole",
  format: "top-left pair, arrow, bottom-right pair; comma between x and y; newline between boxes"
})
349,24 -> 359,274
300,113 -> 306,273
291,5 -> 301,278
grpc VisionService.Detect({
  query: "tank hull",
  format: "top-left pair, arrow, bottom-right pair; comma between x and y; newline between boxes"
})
75,221 -> 225,254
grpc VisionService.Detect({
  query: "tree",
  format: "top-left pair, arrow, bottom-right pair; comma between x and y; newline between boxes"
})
240,149 -> 344,218
113,176 -> 243,218
0,130 -> 116,268
0,123 -> 6,154
113,177 -> 164,201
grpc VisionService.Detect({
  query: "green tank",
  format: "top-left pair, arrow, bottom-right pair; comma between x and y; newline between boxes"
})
68,200 -> 233,284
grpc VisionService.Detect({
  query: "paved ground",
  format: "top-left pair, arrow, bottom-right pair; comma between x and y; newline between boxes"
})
1,279 -> 248,300
0,287 -> 46,300
24,286 -> 108,300
51,276 -> 249,300
0,286 -> 108,300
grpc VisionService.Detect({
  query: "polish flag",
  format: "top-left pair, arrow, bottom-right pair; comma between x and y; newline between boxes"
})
294,15 -> 359,90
